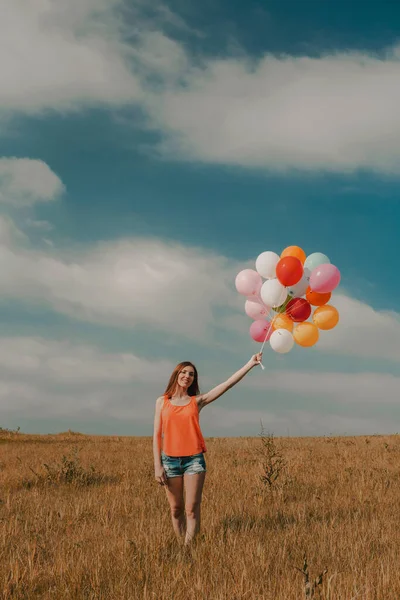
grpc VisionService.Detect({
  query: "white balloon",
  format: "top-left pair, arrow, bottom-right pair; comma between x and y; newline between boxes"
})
270,329 -> 294,354
287,268 -> 311,297
255,251 -> 280,279
261,279 -> 287,308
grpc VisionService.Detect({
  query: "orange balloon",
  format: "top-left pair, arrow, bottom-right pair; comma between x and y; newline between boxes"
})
306,287 -> 331,307
281,245 -> 306,265
293,322 -> 319,347
313,305 -> 339,330
272,313 -> 293,332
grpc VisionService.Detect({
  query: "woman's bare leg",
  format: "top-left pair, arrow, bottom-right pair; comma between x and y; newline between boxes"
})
164,476 -> 186,542
183,472 -> 206,545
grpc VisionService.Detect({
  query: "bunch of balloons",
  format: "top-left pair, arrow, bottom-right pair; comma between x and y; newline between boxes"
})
235,246 -> 340,354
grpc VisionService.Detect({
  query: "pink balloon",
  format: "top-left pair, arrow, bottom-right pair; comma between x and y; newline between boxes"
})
309,264 -> 341,294
245,300 -> 270,320
250,319 -> 273,343
235,269 -> 262,297
246,295 -> 262,304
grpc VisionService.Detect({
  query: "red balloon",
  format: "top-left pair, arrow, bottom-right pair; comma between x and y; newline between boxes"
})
286,297 -> 311,322
276,256 -> 303,287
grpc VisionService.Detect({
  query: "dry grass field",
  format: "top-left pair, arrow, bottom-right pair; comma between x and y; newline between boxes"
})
1,428 -> 400,599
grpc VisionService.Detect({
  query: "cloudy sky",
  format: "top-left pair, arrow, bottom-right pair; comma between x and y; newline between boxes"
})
1,0 -> 399,437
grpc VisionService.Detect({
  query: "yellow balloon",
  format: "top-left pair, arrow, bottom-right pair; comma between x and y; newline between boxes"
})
272,313 -> 293,332
293,322 -> 319,347
313,305 -> 339,330
281,245 -> 306,264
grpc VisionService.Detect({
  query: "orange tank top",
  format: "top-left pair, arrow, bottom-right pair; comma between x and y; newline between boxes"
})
161,395 -> 207,457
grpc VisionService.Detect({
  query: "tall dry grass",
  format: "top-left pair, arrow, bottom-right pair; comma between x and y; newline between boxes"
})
1,427 -> 399,599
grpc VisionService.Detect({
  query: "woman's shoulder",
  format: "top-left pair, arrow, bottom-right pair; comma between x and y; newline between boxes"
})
156,395 -> 167,406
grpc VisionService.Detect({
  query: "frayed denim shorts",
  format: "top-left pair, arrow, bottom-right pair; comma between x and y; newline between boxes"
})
161,451 -> 207,478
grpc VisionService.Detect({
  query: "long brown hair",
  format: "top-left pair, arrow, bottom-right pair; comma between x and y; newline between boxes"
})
164,361 -> 200,398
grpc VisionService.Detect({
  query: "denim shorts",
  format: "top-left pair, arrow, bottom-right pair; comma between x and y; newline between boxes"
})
161,451 -> 207,478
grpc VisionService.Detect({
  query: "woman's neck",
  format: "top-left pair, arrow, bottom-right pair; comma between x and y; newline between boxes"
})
171,390 -> 189,399
172,387 -> 188,399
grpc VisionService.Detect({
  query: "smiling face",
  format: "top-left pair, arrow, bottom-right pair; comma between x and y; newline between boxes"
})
164,361 -> 199,399
177,365 -> 195,390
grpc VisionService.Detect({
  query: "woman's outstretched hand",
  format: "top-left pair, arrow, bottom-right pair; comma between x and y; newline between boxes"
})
248,352 -> 263,367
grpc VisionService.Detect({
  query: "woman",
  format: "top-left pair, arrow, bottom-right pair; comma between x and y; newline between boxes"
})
153,352 -> 263,546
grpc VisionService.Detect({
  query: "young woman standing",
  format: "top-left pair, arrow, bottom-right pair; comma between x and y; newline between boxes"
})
153,352 -> 262,546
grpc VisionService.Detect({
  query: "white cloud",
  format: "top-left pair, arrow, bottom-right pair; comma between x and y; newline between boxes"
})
246,369 -> 400,404
0,150 -> 397,357
218,292 -> 400,364
131,31 -> 189,83
198,369 -> 400,435
200,405 -> 398,437
0,196 -> 398,357
0,0 -> 194,119
0,214 -> 29,245
25,218 -> 54,231
1,334 -> 398,436
0,0 -> 142,116
151,48 -> 400,174
4,2 -> 400,174
0,215 -> 239,338
0,335 -> 173,419
0,158 -> 64,206
316,294 -> 400,362
0,156 -> 243,340
0,336 -> 173,385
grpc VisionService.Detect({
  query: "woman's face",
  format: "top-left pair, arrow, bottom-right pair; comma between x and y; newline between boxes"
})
177,366 -> 195,389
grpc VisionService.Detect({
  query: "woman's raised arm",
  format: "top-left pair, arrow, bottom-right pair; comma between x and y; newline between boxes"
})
197,352 -> 262,409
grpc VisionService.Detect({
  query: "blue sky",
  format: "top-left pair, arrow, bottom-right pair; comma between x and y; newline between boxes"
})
0,0 -> 399,437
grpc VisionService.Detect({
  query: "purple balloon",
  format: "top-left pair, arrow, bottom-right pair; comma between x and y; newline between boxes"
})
309,264 -> 341,294
250,319 -> 273,343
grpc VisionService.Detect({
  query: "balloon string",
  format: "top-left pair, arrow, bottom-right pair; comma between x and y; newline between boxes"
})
254,293 -> 276,370
253,291 -> 307,371
259,323 -> 272,370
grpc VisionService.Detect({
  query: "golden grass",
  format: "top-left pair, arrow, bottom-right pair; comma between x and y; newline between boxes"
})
1,429 -> 400,599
